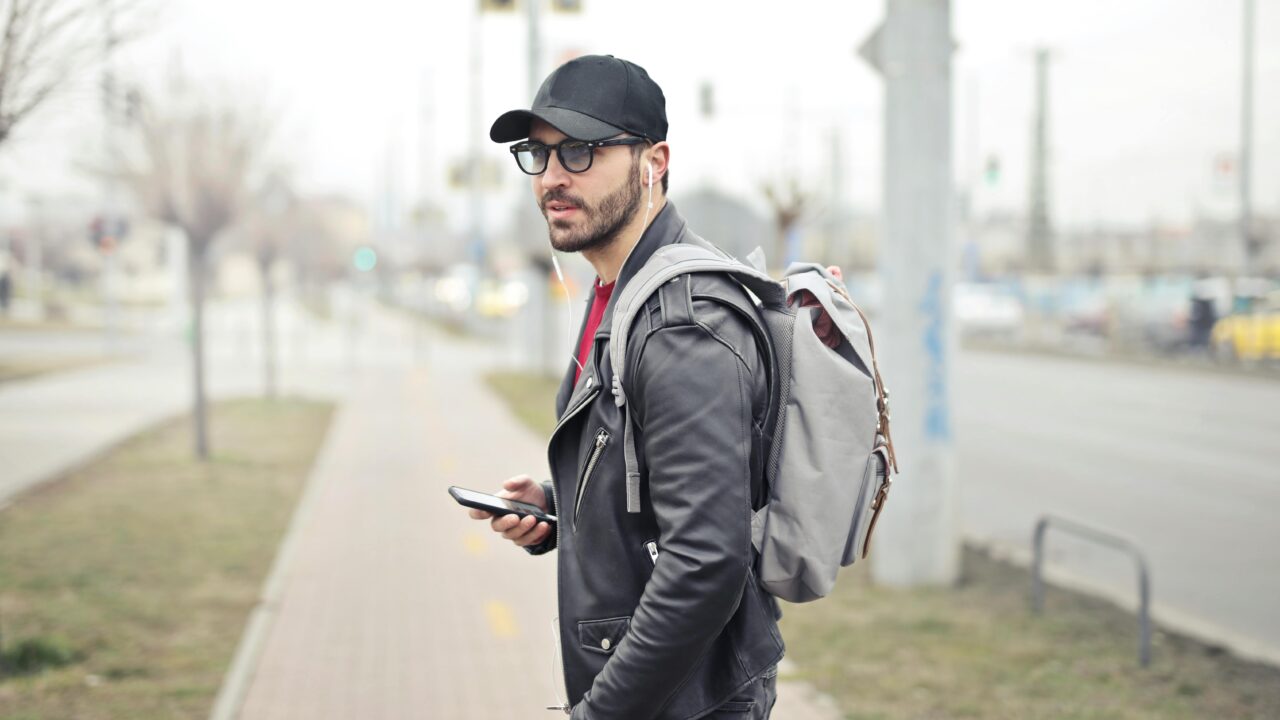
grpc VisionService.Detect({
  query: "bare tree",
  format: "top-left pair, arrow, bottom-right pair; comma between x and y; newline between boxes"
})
250,171 -> 293,400
0,0 -> 147,148
762,179 -> 808,269
121,80 -> 271,459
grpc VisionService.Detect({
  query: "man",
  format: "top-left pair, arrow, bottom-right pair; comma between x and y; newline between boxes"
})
468,55 -> 784,719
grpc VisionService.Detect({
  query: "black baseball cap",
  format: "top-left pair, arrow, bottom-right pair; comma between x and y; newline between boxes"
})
490,55 -> 667,144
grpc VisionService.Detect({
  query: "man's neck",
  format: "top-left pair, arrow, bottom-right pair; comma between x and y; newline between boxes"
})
582,195 -> 667,284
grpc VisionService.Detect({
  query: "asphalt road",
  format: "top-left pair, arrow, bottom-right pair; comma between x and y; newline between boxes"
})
0,299 -> 357,503
955,348 -> 1280,663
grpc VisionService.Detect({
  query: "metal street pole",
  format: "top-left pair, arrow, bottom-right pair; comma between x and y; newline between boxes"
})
469,5 -> 486,270
859,0 -> 960,586
527,0 -> 542,98
1240,0 -> 1256,275
1027,48 -> 1055,274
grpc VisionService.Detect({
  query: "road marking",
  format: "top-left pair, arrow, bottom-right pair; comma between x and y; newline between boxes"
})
464,532 -> 487,556
486,601 -> 519,638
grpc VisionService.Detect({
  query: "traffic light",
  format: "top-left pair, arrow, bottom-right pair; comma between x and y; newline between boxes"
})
700,82 -> 714,119
984,156 -> 1001,186
353,246 -> 378,272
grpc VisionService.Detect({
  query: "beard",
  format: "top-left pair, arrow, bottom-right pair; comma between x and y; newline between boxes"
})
540,159 -> 643,254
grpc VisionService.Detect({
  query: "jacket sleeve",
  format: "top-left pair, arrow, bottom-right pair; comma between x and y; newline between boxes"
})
572,309 -> 760,719
523,480 -> 558,556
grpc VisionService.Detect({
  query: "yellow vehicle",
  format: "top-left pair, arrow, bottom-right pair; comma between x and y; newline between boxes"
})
1212,290 -> 1280,361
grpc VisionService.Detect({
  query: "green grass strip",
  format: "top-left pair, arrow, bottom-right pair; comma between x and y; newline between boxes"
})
0,399 -> 333,719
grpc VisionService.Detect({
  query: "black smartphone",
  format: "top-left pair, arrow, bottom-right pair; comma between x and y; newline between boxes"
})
448,486 -> 558,525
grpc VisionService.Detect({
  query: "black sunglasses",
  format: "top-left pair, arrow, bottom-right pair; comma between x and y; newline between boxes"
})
509,137 -> 647,175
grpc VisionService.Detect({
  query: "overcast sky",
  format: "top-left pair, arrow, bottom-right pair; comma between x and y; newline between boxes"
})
1,0 -> 1276,233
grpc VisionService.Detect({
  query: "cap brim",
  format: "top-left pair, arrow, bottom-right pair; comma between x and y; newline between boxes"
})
489,106 -> 623,143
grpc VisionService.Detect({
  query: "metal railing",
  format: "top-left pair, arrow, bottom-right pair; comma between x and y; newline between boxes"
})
1031,515 -> 1153,667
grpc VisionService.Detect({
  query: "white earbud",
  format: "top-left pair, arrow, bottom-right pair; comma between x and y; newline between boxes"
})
646,164 -> 655,209
648,163 -> 654,186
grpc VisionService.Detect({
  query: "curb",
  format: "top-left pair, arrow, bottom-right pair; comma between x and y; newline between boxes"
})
206,399 -> 347,720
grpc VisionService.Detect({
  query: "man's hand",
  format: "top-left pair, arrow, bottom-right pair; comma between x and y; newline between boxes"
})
468,474 -> 553,548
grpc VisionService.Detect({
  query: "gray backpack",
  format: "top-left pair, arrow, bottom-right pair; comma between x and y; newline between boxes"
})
608,238 -> 899,603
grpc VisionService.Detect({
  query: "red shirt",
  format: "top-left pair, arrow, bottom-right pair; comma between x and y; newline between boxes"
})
574,278 -> 615,384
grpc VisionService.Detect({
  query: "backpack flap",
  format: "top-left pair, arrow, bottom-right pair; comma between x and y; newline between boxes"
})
781,268 -> 875,375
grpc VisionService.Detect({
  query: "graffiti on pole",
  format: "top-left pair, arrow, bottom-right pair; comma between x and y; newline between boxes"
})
919,270 -> 951,442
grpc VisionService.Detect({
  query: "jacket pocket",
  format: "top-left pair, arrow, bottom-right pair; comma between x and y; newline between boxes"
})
578,616 -> 630,656
574,428 -> 611,526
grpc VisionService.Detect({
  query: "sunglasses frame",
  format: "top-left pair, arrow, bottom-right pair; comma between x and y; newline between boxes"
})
509,136 -> 648,175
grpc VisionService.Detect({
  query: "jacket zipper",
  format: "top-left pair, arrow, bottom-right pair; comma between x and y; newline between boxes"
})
645,540 -> 659,565
574,429 -> 610,525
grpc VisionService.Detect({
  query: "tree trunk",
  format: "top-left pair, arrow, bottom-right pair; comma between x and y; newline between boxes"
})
189,245 -> 210,460
260,256 -> 276,399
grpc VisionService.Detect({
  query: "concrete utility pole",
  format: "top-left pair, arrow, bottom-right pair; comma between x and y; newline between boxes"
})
859,0 -> 960,587
1240,0 -> 1256,274
524,0 -> 562,376
527,0 -> 542,100
468,6 -> 486,269
1027,48 -> 1055,273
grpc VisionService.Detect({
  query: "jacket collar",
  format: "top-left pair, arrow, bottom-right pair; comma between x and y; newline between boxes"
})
553,201 -> 690,418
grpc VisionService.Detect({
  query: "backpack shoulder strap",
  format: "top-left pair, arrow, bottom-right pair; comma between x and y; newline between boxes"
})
608,241 -> 785,512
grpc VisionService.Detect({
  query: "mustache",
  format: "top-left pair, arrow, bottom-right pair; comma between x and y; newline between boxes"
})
540,189 -> 585,211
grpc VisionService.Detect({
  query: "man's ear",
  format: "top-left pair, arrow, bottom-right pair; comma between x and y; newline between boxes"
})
647,141 -> 670,187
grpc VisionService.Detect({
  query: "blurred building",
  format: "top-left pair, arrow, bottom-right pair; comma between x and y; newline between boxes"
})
673,186 -> 771,262
285,195 -> 372,285
968,212 -> 1279,278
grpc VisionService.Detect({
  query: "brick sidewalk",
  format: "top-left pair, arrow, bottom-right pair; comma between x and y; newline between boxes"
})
222,323 -> 840,719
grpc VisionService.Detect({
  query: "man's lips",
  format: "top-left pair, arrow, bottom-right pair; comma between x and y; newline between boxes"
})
545,201 -> 580,218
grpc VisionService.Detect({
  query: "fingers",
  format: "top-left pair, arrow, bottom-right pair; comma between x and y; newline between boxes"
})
827,265 -> 843,281
502,475 -> 533,491
520,522 -> 552,547
490,514 -> 551,547
490,513 -> 525,537
467,508 -> 494,520
499,475 -> 533,499
499,475 -> 548,511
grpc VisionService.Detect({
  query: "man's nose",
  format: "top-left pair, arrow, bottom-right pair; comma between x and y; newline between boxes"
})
540,152 -> 572,190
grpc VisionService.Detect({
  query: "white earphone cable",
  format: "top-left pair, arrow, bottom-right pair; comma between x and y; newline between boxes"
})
550,160 -> 656,377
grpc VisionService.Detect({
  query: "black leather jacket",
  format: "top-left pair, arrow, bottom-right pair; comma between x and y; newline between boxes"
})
530,203 -> 785,719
